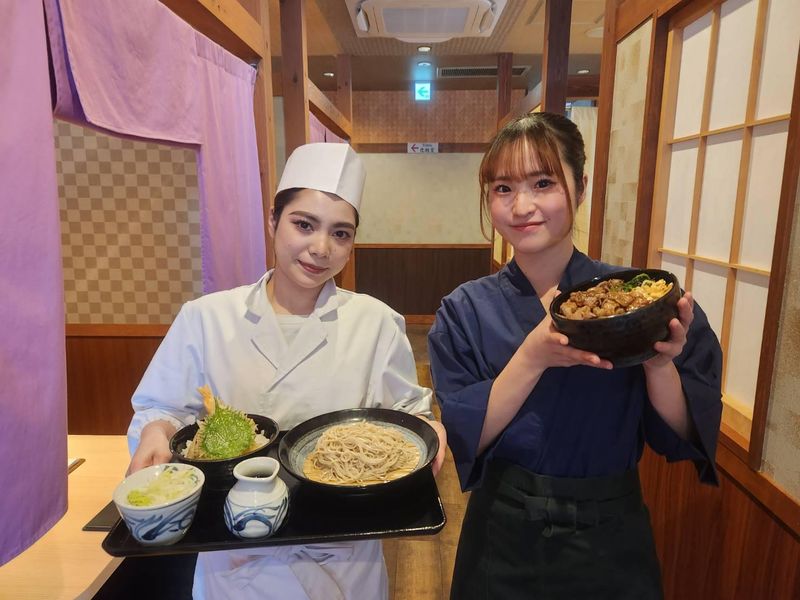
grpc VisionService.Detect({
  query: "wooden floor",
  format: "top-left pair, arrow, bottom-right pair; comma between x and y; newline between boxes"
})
384,359 -> 469,600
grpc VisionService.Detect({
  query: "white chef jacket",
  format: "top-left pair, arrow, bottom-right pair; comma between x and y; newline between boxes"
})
127,271 -> 433,600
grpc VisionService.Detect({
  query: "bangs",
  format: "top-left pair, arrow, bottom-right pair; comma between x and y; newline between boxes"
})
479,130 -> 564,186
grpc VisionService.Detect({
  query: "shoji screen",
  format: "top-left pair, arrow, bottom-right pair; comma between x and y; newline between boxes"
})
650,0 -> 800,445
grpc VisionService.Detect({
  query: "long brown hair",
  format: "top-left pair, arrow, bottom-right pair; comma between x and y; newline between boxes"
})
479,112 -> 586,238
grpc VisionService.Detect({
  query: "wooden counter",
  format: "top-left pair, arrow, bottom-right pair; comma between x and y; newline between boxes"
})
0,435 -> 130,599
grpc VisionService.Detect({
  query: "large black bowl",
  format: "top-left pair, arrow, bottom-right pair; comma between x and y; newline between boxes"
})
170,413 -> 280,490
278,408 -> 439,498
549,269 -> 681,368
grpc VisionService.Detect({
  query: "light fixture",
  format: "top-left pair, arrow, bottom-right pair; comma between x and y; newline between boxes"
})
585,26 -> 604,39
418,61 -> 432,67
417,45 -> 432,53
323,72 -> 335,78
577,69 -> 590,74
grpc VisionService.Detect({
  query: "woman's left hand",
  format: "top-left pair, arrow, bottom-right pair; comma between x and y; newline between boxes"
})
644,291 -> 694,369
423,418 -> 447,477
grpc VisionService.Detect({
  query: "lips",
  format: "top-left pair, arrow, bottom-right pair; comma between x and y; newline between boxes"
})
298,260 -> 327,275
511,221 -> 544,232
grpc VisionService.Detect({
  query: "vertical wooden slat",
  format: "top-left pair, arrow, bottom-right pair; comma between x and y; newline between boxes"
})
588,0 -> 620,259
242,0 -> 278,268
683,5 -> 720,292
750,43 -> 800,470
631,16 -> 668,267
280,0 -> 309,156
647,26 -> 682,268
336,53 -> 352,123
540,0 -> 572,114
496,52 -> 513,126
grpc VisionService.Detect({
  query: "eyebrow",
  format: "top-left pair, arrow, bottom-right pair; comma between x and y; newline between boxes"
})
493,170 -> 550,181
288,210 -> 356,230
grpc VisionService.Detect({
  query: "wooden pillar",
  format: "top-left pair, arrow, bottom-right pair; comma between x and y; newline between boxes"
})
497,52 -> 513,125
280,0 -> 310,156
240,0 -> 278,268
541,0 -> 572,114
587,0 -> 619,259
336,54 -> 353,123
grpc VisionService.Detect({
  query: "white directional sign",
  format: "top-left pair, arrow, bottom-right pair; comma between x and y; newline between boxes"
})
407,143 -> 439,154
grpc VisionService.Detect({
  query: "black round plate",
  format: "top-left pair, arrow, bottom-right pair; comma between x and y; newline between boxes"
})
278,408 -> 439,498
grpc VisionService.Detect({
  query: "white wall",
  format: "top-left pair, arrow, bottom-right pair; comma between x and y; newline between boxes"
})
357,153 -> 487,244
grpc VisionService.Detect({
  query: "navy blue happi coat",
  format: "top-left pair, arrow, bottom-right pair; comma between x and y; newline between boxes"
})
428,249 -> 723,491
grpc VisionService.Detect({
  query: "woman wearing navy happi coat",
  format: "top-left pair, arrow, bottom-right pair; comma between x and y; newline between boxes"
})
428,112 -> 723,599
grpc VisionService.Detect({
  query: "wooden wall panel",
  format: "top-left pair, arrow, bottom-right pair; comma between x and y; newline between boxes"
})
66,335 -> 163,434
640,446 -> 800,599
355,246 -> 492,315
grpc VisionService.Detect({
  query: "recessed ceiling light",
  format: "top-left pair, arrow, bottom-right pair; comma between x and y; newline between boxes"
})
417,45 -> 432,53
585,26 -> 604,38
577,69 -> 590,74
418,61 -> 432,67
323,72 -> 335,77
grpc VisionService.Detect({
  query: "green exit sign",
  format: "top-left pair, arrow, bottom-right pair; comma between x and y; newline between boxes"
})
414,82 -> 431,101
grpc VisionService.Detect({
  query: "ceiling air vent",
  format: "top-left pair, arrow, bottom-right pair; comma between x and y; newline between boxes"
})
438,65 -> 530,78
345,0 -> 508,43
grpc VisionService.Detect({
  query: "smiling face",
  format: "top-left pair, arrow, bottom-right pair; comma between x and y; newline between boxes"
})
268,188 -> 357,296
487,141 -> 585,257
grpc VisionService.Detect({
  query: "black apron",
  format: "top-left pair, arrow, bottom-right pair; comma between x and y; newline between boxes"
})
450,461 -> 663,600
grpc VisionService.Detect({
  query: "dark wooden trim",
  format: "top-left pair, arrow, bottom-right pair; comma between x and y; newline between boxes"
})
541,0 -> 572,114
335,54 -> 352,122
404,315 -> 435,325
616,0 -> 685,42
355,243 -> 492,249
66,324 -> 171,337
350,143 -> 489,153
749,45 -> 800,470
588,0 -> 620,259
717,437 -> 800,537
566,73 -> 601,99
497,52 -> 513,126
279,0 -> 310,156
308,79 -> 352,140
631,15 -> 668,267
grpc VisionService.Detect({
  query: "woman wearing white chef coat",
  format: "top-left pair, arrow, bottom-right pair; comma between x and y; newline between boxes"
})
126,142 -> 446,600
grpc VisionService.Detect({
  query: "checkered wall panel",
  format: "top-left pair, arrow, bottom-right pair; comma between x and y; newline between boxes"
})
55,120 -> 203,324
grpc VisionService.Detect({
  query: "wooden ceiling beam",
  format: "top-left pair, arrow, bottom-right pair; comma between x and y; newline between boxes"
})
541,0 -> 573,114
497,52 -> 513,126
160,0 -> 263,61
280,0 -> 310,156
336,54 -> 353,122
308,80 -> 352,140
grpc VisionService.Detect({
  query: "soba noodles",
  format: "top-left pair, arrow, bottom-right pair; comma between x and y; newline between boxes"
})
303,421 -> 420,486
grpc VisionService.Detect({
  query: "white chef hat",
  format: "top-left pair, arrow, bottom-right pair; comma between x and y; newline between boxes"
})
276,143 -> 366,213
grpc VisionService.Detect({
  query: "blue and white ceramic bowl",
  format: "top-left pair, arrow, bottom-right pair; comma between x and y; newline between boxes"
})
112,463 -> 205,546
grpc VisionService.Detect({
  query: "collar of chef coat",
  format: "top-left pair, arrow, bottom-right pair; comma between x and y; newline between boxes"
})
245,270 -> 341,386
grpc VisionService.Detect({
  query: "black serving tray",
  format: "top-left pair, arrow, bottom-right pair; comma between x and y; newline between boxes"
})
102,434 -> 446,557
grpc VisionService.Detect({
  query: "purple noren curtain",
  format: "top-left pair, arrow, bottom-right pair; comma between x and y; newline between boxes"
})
0,1 -> 68,565
0,0 -> 268,565
44,0 -> 265,292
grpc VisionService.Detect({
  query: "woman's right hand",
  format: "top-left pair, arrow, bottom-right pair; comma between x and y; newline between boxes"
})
522,288 -> 613,371
127,420 -> 177,475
